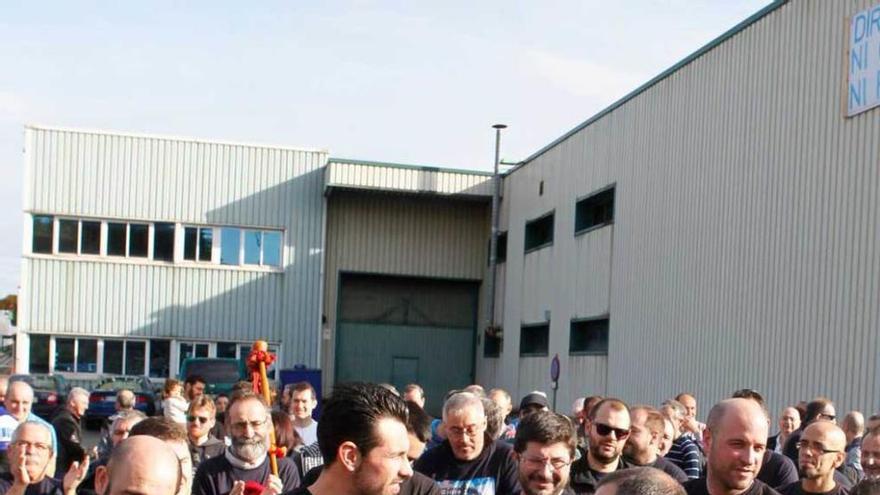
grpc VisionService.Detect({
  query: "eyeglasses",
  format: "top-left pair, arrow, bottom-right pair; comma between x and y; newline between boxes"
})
187,415 -> 210,424
594,423 -> 630,440
12,440 -> 51,453
230,418 -> 268,431
522,454 -> 572,471
818,413 -> 836,421
447,424 -> 483,438
797,440 -> 841,455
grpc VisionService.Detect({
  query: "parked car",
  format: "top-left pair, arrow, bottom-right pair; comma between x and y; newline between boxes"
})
9,374 -> 70,420
84,376 -> 159,430
179,358 -> 247,396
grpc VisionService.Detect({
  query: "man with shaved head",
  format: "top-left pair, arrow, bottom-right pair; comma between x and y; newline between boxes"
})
778,421 -> 847,495
842,411 -> 866,483
684,398 -> 776,495
862,426 -> 880,481
596,467 -> 686,495
95,435 -> 181,495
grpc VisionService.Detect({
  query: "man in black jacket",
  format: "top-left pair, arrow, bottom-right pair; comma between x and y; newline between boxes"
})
51,387 -> 89,476
570,398 -> 634,494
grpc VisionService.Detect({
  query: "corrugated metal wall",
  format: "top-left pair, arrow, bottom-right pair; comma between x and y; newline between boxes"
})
326,159 -> 494,197
485,0 -> 880,418
323,190 -> 490,391
21,126 -> 327,366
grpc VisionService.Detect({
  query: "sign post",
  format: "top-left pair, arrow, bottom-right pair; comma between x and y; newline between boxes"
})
550,353 -> 560,412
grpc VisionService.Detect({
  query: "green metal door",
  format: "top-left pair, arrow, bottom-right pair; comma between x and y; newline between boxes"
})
335,274 -> 478,417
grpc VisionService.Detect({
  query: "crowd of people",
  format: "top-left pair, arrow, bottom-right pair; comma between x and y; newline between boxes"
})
0,372 -> 878,495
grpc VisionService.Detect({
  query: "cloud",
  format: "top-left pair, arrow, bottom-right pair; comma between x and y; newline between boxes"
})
522,49 -> 644,101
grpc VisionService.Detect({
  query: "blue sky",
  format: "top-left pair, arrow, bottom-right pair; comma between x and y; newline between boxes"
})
0,0 -> 771,295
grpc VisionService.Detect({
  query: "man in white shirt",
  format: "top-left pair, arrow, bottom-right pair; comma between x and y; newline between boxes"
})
285,382 -> 318,446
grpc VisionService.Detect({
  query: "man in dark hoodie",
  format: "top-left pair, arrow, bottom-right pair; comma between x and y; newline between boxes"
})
187,396 -> 227,471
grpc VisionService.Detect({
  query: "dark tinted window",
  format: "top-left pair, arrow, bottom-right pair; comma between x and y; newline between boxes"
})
55,338 -> 75,372
484,334 -> 501,357
81,221 -> 101,254
217,342 -> 238,359
107,223 -> 127,256
524,213 -> 554,252
32,216 -> 54,254
29,335 -> 50,373
129,224 -> 149,258
104,340 -> 124,375
184,227 -> 198,261
125,341 -> 146,375
199,228 -> 213,262
575,187 -> 615,233
59,220 -> 78,253
570,318 -> 610,355
153,223 -> 175,262
77,339 -> 97,373
496,232 -> 507,263
183,360 -> 241,384
520,324 -> 549,357
149,340 -> 170,378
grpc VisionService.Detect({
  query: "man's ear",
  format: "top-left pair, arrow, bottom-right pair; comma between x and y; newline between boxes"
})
339,442 -> 360,472
703,429 -> 713,452
95,465 -> 109,495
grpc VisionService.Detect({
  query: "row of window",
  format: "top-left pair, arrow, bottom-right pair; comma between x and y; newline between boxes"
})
32,216 -> 283,268
28,335 -> 279,379
492,186 -> 615,261
483,316 -> 610,357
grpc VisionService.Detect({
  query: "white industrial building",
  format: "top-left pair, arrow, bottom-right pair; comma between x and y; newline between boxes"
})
16,0 -> 880,417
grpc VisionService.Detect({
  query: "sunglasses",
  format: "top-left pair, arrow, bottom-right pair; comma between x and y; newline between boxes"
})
187,415 -> 210,424
594,423 -> 630,439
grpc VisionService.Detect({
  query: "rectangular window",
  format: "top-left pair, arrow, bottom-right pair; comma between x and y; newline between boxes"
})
496,232 -> 507,263
244,230 -> 262,265
221,228 -> 241,265
125,341 -> 146,376
179,342 -> 209,371
104,340 -> 124,375
77,339 -> 97,373
262,231 -> 281,267
153,223 -> 175,262
484,334 -> 501,358
29,335 -> 50,373
149,340 -> 170,378
575,187 -> 615,233
58,220 -> 79,253
199,228 -> 213,262
80,221 -> 101,255
55,338 -> 75,372
108,223 -> 127,256
32,216 -> 54,254
129,224 -> 149,258
217,342 -> 238,359
520,323 -> 550,357
570,317 -> 610,355
184,227 -> 198,261
524,213 -> 554,252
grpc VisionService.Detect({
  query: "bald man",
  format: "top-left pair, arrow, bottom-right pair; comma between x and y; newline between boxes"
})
95,435 -> 181,495
684,398 -> 776,495
842,411 -> 866,483
778,421 -> 847,495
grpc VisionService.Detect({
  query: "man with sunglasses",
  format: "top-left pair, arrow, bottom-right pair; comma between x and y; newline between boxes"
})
513,410 -> 577,495
778,421 -> 847,495
414,391 -> 520,493
570,398 -> 633,494
188,396 -> 226,472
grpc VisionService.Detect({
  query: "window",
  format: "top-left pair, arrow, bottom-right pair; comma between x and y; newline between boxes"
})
77,339 -> 97,373
484,334 -> 501,357
149,340 -> 170,378
262,232 -> 282,267
184,227 -> 213,262
32,216 -> 53,254
55,338 -> 75,371
125,341 -> 146,375
104,340 -> 124,375
81,221 -> 101,254
58,220 -> 78,253
524,213 -> 554,252
217,342 -> 238,359
129,224 -> 149,257
29,335 -> 50,373
221,228 -> 241,265
153,223 -> 175,262
570,317 -> 610,354
575,186 -> 615,233
179,342 -> 209,371
496,232 -> 507,263
244,230 -> 262,265
520,323 -> 550,357
107,223 -> 127,256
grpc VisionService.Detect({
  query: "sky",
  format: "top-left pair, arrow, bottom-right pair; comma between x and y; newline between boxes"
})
0,0 -> 772,296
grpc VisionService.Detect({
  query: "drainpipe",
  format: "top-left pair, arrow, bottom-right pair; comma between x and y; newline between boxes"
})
486,124 -> 506,334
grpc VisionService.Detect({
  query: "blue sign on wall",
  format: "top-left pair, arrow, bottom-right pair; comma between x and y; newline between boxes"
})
848,3 -> 880,116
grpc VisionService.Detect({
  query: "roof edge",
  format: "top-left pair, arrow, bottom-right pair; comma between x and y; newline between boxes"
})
511,0 -> 789,173
329,157 -> 494,177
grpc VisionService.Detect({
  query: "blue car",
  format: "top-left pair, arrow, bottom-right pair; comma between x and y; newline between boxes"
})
84,376 -> 159,429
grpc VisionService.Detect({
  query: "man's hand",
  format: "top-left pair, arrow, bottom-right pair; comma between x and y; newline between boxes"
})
63,455 -> 90,495
12,449 -> 31,486
229,480 -> 247,495
265,474 -> 283,495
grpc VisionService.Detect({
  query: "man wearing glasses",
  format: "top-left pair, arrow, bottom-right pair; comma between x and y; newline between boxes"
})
783,398 -> 837,465
414,391 -> 520,493
187,396 -> 226,471
570,398 -> 633,494
778,421 -> 847,495
193,393 -> 300,495
513,410 -> 577,495
0,421 -> 88,495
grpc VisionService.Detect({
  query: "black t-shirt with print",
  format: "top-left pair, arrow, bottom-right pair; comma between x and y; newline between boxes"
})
414,436 -> 520,494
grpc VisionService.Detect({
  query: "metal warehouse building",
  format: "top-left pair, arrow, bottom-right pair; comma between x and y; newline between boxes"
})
16,0 -> 880,417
